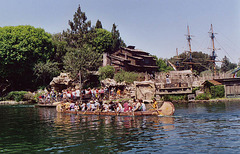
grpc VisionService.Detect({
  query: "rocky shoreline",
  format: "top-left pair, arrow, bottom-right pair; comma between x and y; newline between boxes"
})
0,100 -> 35,105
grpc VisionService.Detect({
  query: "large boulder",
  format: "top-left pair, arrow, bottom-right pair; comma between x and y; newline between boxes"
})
101,78 -> 126,87
50,73 -> 73,91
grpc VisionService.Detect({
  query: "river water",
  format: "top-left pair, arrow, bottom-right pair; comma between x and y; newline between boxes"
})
0,101 -> 240,153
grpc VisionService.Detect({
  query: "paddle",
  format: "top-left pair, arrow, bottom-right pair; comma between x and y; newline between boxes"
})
149,100 -> 163,115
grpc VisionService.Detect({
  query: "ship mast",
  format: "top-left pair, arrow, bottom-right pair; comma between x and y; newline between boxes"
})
181,25 -> 201,72
185,25 -> 193,71
209,24 -> 217,76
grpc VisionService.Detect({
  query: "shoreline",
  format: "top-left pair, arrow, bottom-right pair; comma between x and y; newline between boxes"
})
171,98 -> 240,104
0,100 -> 35,105
1,98 -> 240,106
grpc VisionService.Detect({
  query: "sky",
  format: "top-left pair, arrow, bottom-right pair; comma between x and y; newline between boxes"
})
1,0 -> 240,64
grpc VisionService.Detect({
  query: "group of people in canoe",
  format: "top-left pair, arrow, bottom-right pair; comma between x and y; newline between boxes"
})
58,98 -> 159,113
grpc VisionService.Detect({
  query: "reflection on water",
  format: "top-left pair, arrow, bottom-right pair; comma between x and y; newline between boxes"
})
0,101 -> 240,153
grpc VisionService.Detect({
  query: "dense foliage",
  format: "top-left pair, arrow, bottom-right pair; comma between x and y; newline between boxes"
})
153,55 -> 174,72
210,85 -> 225,98
34,61 -> 60,85
163,94 -> 187,101
98,65 -> 115,81
92,28 -> 113,54
221,56 -> 237,72
63,46 -> 102,82
5,91 -> 28,102
195,93 -> 211,100
111,23 -> 126,52
0,25 -> 54,91
114,70 -> 140,84
169,51 -> 211,74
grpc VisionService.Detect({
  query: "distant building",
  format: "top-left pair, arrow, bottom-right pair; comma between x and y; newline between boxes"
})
202,78 -> 240,98
103,46 -> 158,73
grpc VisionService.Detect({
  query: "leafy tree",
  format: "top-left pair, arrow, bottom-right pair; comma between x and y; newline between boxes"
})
98,65 -> 115,81
153,56 -> 174,72
34,61 -> 60,85
169,51 -> 211,74
111,23 -> 126,52
221,56 -> 237,72
0,25 -> 54,90
52,33 -> 68,67
63,45 -> 102,84
92,28 -> 113,54
95,20 -> 103,29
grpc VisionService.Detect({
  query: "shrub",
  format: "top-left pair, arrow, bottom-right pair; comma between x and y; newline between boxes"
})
98,65 -> 115,81
210,85 -> 225,98
5,91 -> 28,102
163,94 -> 187,101
114,70 -> 139,84
195,93 -> 211,100
192,87 -> 200,94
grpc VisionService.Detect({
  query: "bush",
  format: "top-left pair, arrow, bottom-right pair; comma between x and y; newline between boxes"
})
114,70 -> 139,84
192,87 -> 200,94
210,85 -> 225,98
195,93 -> 211,100
163,94 -> 187,101
98,65 -> 115,81
5,91 -> 28,102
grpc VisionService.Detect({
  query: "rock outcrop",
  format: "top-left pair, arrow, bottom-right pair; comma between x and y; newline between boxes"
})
50,73 -> 73,91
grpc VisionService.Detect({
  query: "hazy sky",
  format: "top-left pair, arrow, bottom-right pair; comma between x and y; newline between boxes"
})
1,0 -> 239,64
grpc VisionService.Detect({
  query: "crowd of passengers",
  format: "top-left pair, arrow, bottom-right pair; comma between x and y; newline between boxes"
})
61,99 -> 147,112
39,87 -> 117,104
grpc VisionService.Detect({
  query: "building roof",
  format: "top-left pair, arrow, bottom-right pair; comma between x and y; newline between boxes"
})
128,63 -> 158,68
202,80 -> 222,86
121,47 -> 149,55
214,78 -> 240,83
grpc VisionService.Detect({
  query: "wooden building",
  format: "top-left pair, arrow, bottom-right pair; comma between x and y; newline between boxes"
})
202,80 -> 222,94
103,46 -> 158,73
202,78 -> 240,98
214,78 -> 240,98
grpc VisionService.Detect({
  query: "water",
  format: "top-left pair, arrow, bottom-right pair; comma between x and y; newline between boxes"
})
0,102 -> 240,153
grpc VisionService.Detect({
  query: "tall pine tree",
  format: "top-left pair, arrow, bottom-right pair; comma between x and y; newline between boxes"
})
111,23 -> 125,52
95,19 -> 103,29
63,5 -> 92,48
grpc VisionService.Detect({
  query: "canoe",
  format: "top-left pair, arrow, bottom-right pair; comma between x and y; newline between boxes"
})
56,101 -> 175,116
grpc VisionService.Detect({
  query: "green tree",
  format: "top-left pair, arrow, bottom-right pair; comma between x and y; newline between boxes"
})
34,61 -> 60,85
153,56 -> 174,72
98,65 -> 115,81
95,19 -> 103,29
169,51 -> 211,74
0,25 -> 54,90
221,56 -> 237,72
92,28 -> 113,54
111,23 -> 126,52
63,5 -> 92,48
63,45 -> 102,84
